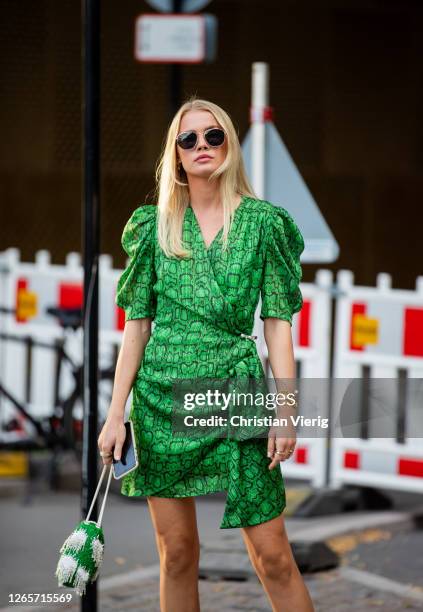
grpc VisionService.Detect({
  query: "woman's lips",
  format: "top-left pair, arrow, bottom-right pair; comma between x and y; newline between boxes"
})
195,156 -> 212,162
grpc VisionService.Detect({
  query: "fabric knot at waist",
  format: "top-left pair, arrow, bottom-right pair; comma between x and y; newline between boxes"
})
226,335 -> 269,440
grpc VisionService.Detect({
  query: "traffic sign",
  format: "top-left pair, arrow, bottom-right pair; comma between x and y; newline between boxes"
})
145,0 -> 212,12
242,63 -> 339,264
134,14 -> 217,63
242,121 -> 339,263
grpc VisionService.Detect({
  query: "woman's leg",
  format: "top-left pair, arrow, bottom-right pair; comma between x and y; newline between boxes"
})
147,496 -> 201,612
241,513 -> 315,612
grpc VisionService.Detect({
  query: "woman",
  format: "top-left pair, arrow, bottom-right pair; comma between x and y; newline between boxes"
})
98,97 -> 314,611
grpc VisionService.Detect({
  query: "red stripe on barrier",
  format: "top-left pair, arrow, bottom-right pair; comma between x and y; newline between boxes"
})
59,283 -> 83,309
350,303 -> 366,351
344,450 -> 360,469
398,457 -> 423,478
298,300 -> 310,347
116,306 -> 125,331
403,307 -> 423,357
296,446 -> 308,464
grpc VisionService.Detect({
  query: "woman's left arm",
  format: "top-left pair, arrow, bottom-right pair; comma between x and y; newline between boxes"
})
259,203 -> 305,470
264,317 -> 298,470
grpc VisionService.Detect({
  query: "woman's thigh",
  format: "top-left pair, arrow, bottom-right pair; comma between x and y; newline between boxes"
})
147,496 -> 200,554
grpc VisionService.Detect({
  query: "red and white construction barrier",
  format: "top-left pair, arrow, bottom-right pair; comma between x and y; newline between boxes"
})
1,248 -> 127,339
331,269 -> 423,494
0,248 -> 131,428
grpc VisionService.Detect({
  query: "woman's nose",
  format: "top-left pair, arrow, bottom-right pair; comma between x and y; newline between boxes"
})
196,134 -> 208,149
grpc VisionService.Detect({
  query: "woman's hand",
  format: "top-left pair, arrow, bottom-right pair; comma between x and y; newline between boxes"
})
267,422 -> 296,470
97,416 -> 127,465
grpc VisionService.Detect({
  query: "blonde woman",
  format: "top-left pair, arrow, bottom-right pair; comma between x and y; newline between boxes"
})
98,97 -> 314,612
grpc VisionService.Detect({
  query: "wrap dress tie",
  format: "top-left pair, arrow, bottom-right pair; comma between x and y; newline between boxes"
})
115,195 -> 304,529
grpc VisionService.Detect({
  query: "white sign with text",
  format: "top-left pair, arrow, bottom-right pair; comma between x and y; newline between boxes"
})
135,14 -> 206,63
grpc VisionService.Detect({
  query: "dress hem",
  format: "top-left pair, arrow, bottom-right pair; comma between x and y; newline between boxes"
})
120,482 -> 286,530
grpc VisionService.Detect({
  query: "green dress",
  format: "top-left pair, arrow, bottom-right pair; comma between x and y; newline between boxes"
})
115,195 -> 304,529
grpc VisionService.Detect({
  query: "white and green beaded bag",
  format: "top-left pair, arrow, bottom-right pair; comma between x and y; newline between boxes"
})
55,463 -> 113,596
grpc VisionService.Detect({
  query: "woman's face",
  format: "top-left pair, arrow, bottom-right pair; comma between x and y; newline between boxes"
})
176,110 -> 227,181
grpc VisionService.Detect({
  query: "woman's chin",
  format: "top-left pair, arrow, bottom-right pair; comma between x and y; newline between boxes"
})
187,168 -> 217,180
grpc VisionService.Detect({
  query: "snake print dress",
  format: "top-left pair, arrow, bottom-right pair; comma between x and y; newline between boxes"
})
115,195 -> 304,529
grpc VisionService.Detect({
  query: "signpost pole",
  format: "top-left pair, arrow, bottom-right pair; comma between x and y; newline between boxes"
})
169,0 -> 183,120
81,0 -> 100,609
250,62 -> 269,200
251,63 -> 269,364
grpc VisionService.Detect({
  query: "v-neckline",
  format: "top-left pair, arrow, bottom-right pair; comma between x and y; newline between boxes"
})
188,195 -> 247,253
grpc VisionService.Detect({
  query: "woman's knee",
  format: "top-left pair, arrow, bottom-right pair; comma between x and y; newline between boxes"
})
159,534 -> 200,578
256,548 -> 294,583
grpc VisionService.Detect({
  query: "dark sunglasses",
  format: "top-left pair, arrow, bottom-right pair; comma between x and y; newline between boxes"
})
175,127 -> 226,150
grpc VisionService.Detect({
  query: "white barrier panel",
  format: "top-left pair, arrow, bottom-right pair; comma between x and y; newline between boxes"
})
331,269 -> 423,494
256,269 -> 333,488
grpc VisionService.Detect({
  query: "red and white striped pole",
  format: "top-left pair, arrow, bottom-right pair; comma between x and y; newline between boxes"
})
250,62 -> 273,199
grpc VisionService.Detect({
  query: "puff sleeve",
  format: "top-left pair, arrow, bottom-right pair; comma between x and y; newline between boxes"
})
260,205 -> 305,326
115,204 -> 158,321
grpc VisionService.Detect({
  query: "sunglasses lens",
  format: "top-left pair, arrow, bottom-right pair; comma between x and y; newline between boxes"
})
205,128 -> 225,147
177,131 -> 197,149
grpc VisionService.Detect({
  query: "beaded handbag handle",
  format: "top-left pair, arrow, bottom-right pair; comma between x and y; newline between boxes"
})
85,464 -> 114,528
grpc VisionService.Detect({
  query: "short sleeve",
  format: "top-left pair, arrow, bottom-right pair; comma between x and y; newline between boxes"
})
115,204 -> 158,321
260,204 -> 305,326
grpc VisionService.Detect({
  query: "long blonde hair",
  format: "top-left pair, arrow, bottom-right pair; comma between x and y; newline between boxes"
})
153,96 -> 257,258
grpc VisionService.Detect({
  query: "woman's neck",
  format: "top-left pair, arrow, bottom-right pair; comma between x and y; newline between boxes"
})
187,177 -> 221,211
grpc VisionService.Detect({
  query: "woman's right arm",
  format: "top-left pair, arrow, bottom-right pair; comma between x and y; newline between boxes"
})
97,317 -> 152,464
